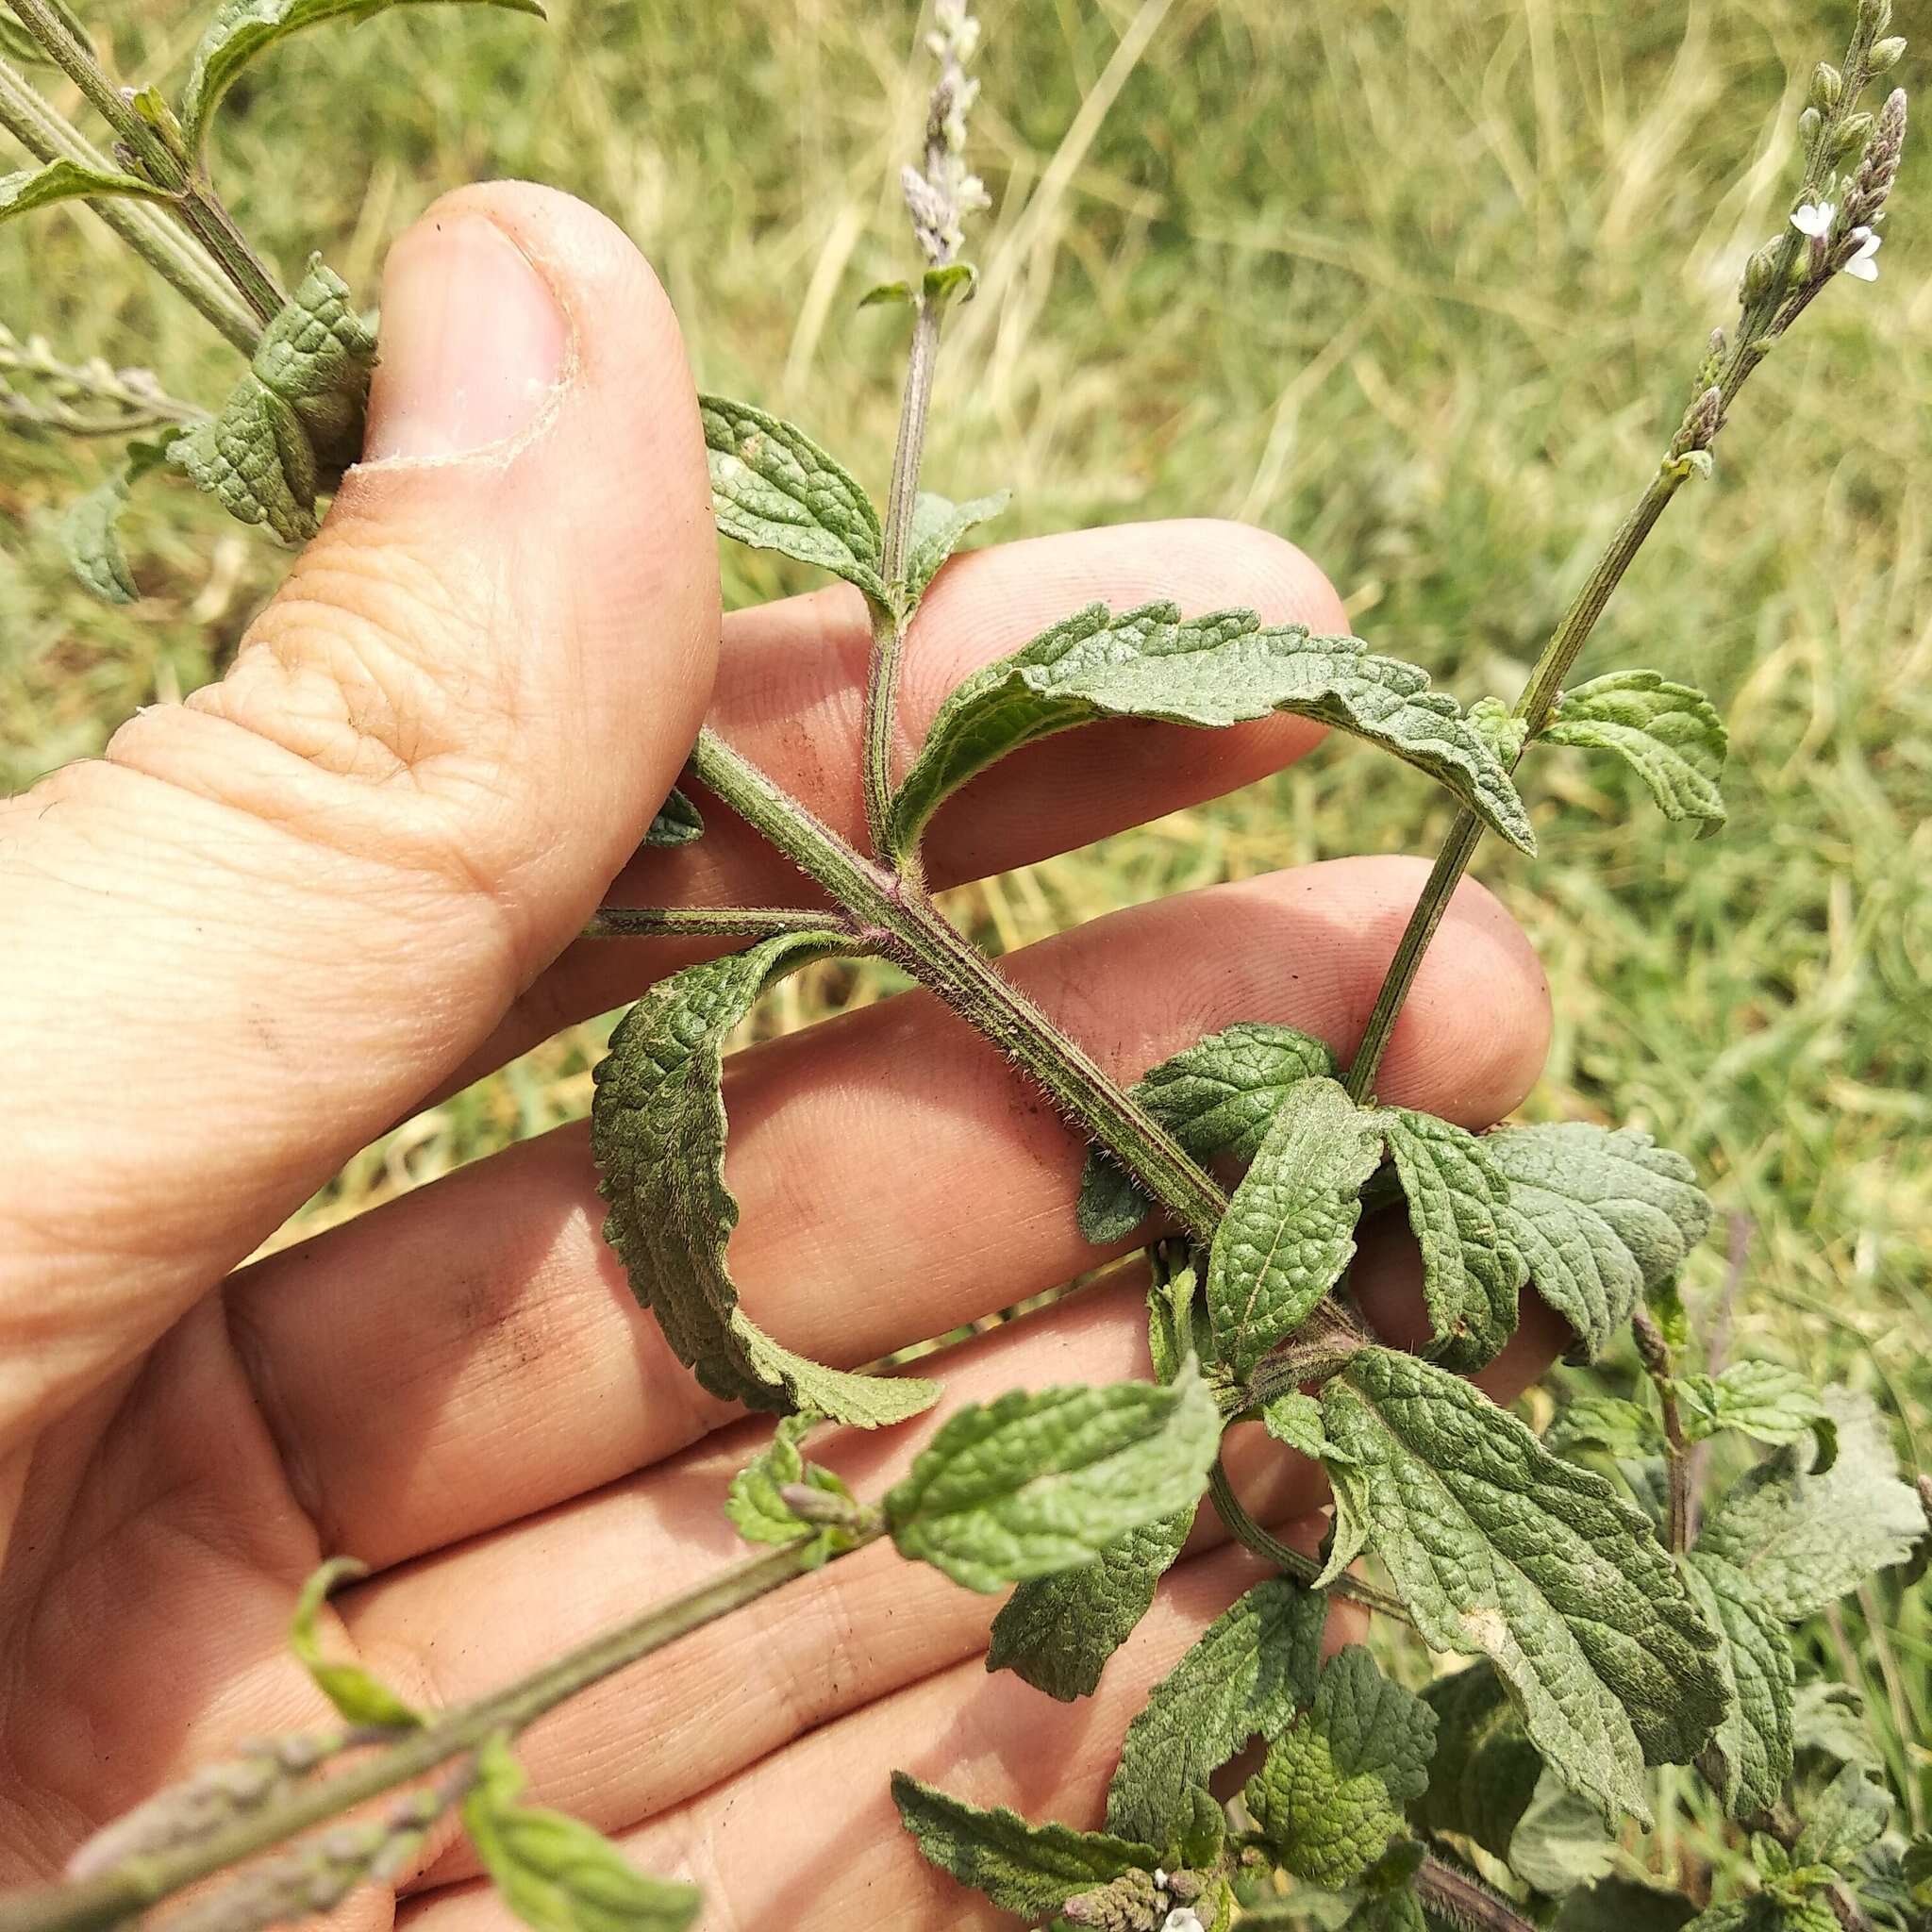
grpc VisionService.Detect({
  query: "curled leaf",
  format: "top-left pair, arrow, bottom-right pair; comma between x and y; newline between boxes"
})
171,257 -> 376,543
902,488 -> 1008,608
0,158 -> 175,225
1543,670 -> 1727,828
644,786 -> 704,848
60,438 -> 172,605
591,931 -> 940,1428
889,602 -> 1536,858
289,1557 -> 423,1730
698,393 -> 884,601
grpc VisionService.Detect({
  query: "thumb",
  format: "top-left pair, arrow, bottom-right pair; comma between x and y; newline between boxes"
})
0,183 -> 718,1441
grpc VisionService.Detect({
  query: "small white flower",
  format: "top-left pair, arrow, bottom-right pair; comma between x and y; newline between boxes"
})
1153,1870 -> 1169,1890
1163,1911 -> 1207,1932
1843,226 -> 1883,281
1790,200 -> 1836,239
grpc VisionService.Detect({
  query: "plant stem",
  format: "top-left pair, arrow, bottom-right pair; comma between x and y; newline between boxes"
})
584,906 -> 855,942
861,297 -> 946,860
2,0 -> 284,325
689,725 -> 1232,1239
1206,1461 -> 1409,1624
0,1533 -> 871,1932
0,57 -> 258,355
1415,1851 -> 1541,1932
1630,1304 -> 1692,1556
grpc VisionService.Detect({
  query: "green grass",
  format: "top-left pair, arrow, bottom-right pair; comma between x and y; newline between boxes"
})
3,0 -> 1928,1878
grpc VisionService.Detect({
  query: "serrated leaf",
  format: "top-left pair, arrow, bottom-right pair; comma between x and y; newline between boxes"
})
1683,1551 -> 1795,1819
889,1771 -> 1156,1919
60,439 -> 171,605
591,931 -> 940,1428
644,786 -> 703,848
1244,1646 -> 1435,1887
289,1557 -> 423,1730
1106,1577 -> 1326,1851
1078,1023 -> 1337,1245
1676,1362 -> 1833,1458
1320,1348 -> 1726,1827
1544,671 -> 1727,828
698,393 -> 884,600
723,1412 -> 858,1561
1699,1388 -> 1924,1621
1483,1124 -> 1711,1360
171,257 -> 376,544
1545,1395 -> 1663,1460
1790,1683 -> 1884,1775
462,1735 -> 699,1932
1470,696 -> 1529,765
1683,1901 -> 1838,1932
181,0 -> 545,160
985,1507 -> 1193,1701
1410,1661 -> 1543,1865
1208,1077 -> 1383,1379
0,158 -> 175,225
888,602 -> 1535,858
902,488 -> 1008,608
884,1359 -> 1222,1593
1379,1109 -> 1526,1373
1794,1764 -> 1891,1870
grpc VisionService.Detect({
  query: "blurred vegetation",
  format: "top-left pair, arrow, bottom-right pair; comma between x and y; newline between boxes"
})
1,0 -> 1926,1881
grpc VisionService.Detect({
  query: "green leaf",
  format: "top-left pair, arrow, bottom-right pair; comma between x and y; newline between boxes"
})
858,279 -> 915,308
1076,1023 -> 1338,1245
902,488 -> 1008,608
1469,696 -> 1529,766
462,1735 -> 700,1932
181,0 -> 545,160
0,158 -> 175,225
1262,1390 -> 1339,1462
884,1358 -> 1222,1592
1243,1646 -> 1436,1888
1482,1123 -> 1711,1360
1683,1550 -> 1795,1819
888,602 -> 1535,858
289,1557 -> 423,1729
0,14 -> 58,64
644,786 -> 704,848
1553,1877 -> 1696,1932
889,1771 -> 1156,1920
60,438 -> 172,605
1544,670 -> 1727,828
1545,1395 -> 1663,1461
1790,1683 -> 1884,1776
1676,1363 -> 1833,1458
724,1412 -> 860,1561
1699,1388 -> 1924,1621
1320,1348 -> 1726,1827
172,257 -> 377,544
698,393 -> 884,600
1106,1577 -> 1326,1851
1794,1764 -> 1891,1870
1207,1077 -> 1383,1379
591,931 -> 940,1428
1379,1109 -> 1526,1373
985,1507 -> 1193,1701
1509,1770 -> 1617,1895
1410,1661 -> 1543,1865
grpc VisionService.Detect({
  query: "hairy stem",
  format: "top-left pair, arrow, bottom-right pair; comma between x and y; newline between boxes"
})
0,1532 -> 874,1932
1414,1851 -> 1541,1932
584,906 -> 856,942
2,0 -> 284,325
862,297 -> 945,859
689,725 -> 1232,1238
0,57 -> 258,354
1630,1304 -> 1692,1556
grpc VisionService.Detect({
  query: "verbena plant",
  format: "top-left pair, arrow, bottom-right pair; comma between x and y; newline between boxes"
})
1,5 -> 1927,1932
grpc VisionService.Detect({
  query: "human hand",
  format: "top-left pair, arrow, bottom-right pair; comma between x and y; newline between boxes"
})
0,184 -> 1560,1929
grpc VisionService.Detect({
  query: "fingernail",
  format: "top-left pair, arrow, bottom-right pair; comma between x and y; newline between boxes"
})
363,211 -> 569,461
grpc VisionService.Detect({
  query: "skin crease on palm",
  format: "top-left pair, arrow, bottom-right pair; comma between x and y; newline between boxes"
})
0,184 -> 1566,1931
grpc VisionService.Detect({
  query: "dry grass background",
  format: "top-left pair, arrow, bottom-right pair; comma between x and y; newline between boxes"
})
1,0 -> 1928,1861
